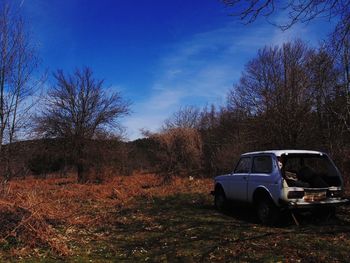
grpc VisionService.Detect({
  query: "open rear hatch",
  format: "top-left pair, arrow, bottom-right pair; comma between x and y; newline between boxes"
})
280,153 -> 342,189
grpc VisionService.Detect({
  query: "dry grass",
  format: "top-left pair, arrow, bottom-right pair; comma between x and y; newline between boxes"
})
1,173 -> 350,262
0,173 -> 212,258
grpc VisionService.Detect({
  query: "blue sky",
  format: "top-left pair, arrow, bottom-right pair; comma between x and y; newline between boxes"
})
17,0 -> 336,140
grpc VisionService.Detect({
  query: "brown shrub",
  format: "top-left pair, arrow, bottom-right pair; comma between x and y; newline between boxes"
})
148,128 -> 203,179
0,173 -> 212,258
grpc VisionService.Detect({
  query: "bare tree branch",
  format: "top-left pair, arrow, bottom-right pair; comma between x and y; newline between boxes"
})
34,67 -> 130,182
0,1 -> 41,183
222,0 -> 350,46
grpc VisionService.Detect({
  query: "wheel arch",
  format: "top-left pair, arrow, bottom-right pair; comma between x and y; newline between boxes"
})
214,182 -> 226,195
252,186 -> 275,206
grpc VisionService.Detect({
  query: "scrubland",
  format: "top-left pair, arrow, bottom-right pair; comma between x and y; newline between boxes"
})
0,173 -> 350,262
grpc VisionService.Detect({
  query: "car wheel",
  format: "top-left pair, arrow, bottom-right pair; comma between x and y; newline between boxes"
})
214,187 -> 227,212
256,198 -> 280,225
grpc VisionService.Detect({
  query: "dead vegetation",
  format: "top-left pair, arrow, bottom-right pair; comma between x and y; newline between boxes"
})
0,173 -> 212,259
0,173 -> 350,262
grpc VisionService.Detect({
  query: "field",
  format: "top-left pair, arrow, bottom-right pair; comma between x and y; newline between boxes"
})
0,173 -> 350,262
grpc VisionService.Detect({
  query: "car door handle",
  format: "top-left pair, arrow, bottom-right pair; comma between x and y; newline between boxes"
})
243,176 -> 247,180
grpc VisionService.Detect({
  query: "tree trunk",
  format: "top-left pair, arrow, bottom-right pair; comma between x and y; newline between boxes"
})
76,139 -> 87,183
77,162 -> 85,183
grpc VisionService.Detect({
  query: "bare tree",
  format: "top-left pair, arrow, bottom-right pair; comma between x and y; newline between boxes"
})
35,67 -> 130,183
222,0 -> 349,28
313,34 -> 350,135
307,48 -> 338,146
0,2 -> 40,183
199,105 -> 249,176
222,0 -> 350,48
163,106 -> 201,130
228,40 -> 315,148
333,38 -> 350,132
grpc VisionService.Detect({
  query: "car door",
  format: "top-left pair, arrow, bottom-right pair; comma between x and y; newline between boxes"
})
247,155 -> 277,202
227,156 -> 251,202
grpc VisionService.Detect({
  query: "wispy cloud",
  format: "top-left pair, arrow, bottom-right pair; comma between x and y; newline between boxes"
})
124,20 -> 334,140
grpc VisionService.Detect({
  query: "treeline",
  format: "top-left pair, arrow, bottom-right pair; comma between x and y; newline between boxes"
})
1,1 -> 350,185
0,139 -> 130,180
142,40 -> 350,182
1,39 -> 349,184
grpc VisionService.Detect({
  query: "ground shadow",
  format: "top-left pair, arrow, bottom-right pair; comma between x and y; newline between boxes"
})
93,192 -> 350,262
215,200 -> 350,228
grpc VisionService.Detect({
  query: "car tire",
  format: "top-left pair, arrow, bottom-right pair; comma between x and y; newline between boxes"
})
214,187 -> 228,212
256,198 -> 280,225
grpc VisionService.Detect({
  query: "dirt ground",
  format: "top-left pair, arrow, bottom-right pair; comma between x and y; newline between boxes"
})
0,173 -> 350,262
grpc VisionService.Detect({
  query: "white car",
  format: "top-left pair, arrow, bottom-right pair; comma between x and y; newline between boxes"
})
213,150 -> 349,224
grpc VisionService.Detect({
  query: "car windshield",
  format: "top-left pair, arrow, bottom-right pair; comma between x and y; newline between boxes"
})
281,154 -> 341,187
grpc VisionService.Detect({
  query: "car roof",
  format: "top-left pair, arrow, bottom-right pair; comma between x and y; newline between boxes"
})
241,150 -> 325,157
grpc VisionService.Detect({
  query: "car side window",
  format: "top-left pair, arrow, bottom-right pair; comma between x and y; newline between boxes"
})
234,157 -> 251,173
252,156 -> 272,174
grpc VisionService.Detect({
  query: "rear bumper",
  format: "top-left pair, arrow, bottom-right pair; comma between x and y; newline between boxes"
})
279,198 -> 349,210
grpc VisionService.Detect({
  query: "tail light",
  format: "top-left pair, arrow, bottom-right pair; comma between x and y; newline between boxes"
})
328,190 -> 343,198
287,191 -> 304,199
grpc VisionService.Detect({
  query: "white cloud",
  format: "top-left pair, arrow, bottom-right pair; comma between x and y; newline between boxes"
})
124,19 -> 334,140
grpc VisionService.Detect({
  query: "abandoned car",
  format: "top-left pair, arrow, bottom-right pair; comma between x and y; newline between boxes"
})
213,150 -> 349,224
